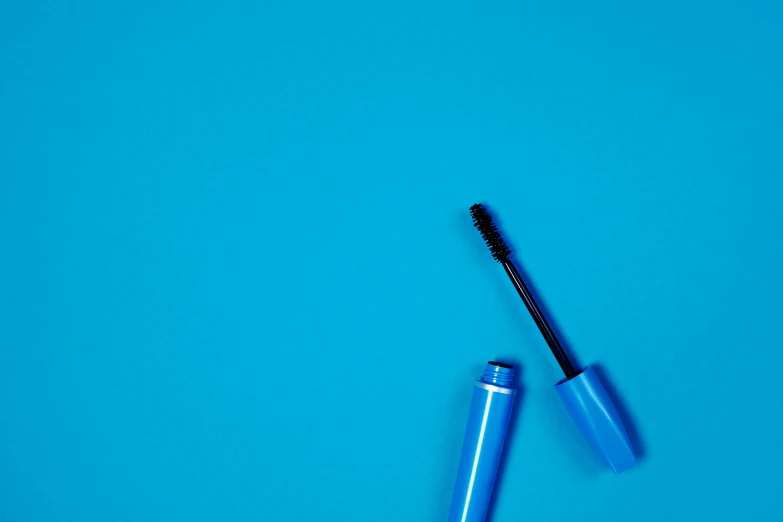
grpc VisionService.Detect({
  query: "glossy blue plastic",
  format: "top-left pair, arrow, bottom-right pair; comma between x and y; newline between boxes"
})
448,363 -> 517,522
555,366 -> 636,473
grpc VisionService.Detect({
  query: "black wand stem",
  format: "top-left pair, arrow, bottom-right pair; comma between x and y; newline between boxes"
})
501,259 -> 577,379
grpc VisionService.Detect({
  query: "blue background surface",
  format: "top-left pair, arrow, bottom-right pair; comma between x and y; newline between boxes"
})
2,1 -> 782,521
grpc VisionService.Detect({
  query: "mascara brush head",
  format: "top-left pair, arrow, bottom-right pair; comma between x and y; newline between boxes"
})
470,204 -> 511,262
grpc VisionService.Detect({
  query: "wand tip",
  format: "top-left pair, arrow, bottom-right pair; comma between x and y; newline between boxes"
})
470,204 -> 511,263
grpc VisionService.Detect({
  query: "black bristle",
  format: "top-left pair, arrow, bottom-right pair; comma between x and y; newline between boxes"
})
470,204 -> 511,262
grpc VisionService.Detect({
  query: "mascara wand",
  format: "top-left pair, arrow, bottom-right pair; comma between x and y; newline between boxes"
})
470,203 -> 636,473
470,204 -> 577,380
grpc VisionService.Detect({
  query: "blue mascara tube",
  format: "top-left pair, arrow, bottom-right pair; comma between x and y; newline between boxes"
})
448,362 -> 517,522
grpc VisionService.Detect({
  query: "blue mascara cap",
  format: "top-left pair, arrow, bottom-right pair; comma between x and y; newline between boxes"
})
555,366 -> 636,473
